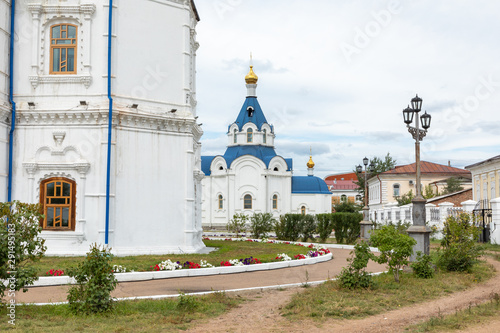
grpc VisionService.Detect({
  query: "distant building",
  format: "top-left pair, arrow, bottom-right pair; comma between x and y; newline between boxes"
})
324,172 -> 361,205
465,155 -> 500,202
201,66 -> 331,228
367,161 -> 472,221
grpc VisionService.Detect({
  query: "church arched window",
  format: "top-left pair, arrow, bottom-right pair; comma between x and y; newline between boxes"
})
247,128 -> 253,143
40,177 -> 76,230
234,129 -> 237,143
341,194 -> 347,202
272,194 -> 278,210
301,206 -> 306,215
218,194 -> 223,209
50,24 -> 77,74
263,129 -> 267,144
244,194 -> 252,209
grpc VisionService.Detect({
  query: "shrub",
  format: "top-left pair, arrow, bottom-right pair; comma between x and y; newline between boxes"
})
249,213 -> 275,239
0,201 -> 46,300
437,213 -> 484,272
274,214 -> 302,241
316,214 -> 333,243
227,213 -> 248,236
337,241 -> 374,289
370,224 -> 416,283
67,243 -> 118,314
331,212 -> 362,244
299,214 -> 316,242
333,201 -> 362,213
411,251 -> 435,279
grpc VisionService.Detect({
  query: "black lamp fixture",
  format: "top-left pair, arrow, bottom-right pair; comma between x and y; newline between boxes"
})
403,106 -> 414,125
363,156 -> 369,166
356,164 -> 363,173
369,162 -> 375,173
420,111 -> 431,130
411,94 -> 422,112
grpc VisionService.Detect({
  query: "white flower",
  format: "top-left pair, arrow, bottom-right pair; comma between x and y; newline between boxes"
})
199,260 -> 213,268
157,259 -> 182,271
276,253 -> 292,261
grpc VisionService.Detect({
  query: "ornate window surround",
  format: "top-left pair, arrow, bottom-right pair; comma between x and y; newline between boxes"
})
27,2 -> 96,89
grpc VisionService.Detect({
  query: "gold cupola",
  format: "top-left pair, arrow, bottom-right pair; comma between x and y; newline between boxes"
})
307,155 -> 315,169
245,66 -> 258,84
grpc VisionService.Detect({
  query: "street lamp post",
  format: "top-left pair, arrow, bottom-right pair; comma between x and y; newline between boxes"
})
403,94 -> 432,261
356,158 -> 375,241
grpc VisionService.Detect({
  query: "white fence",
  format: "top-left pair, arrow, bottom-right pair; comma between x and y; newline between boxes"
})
370,198 -> 500,243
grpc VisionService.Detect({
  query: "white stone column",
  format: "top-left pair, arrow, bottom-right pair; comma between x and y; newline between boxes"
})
490,198 -> 500,244
461,200 -> 477,213
438,202 -> 454,225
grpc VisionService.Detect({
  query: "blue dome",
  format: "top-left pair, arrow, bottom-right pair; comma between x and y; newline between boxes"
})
292,176 -> 331,194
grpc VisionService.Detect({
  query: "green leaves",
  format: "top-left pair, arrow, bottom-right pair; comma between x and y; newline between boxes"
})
0,201 -> 46,299
337,241 -> 374,289
370,224 -> 416,283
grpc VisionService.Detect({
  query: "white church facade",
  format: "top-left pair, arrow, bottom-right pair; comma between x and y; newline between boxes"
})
201,67 -> 331,228
1,0 -> 205,255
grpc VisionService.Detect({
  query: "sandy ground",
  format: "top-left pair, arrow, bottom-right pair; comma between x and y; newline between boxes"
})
186,257 -> 500,333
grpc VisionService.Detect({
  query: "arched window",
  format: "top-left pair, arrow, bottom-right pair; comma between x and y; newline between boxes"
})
247,128 -> 253,143
393,184 -> 400,197
341,194 -> 347,202
218,195 -> 223,209
301,206 -> 306,215
50,24 -> 77,74
263,129 -> 267,144
244,194 -> 252,209
356,194 -> 362,202
247,106 -> 254,117
233,129 -> 237,144
40,177 -> 76,230
272,194 -> 278,210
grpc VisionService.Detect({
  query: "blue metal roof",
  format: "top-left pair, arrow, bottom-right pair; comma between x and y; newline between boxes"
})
201,146 -> 293,176
291,176 -> 331,194
230,97 -> 269,131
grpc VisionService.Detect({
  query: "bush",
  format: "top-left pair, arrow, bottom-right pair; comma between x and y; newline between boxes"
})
227,213 -> 248,236
274,214 -> 302,241
337,241 -> 374,289
67,243 -> 118,314
299,214 -> 316,242
370,224 -> 416,283
0,201 -> 46,300
411,251 -> 435,279
437,213 -> 484,272
333,201 -> 362,213
316,214 -> 333,243
249,213 -> 275,239
331,212 -> 362,244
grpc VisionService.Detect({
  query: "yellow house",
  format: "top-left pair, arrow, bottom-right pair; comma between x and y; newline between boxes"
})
465,155 -> 500,202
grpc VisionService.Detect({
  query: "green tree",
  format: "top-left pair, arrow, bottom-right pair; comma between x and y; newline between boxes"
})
423,184 -> 438,199
442,177 -> 464,195
370,224 -> 416,283
333,201 -> 362,213
1,201 -> 47,300
354,153 -> 397,201
227,213 -> 248,237
249,213 -> 275,239
395,189 -> 414,206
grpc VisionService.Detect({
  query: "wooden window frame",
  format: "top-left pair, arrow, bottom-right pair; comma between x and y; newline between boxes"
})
301,206 -> 306,215
272,194 -> 278,210
50,24 -> 78,74
247,128 -> 253,143
39,177 -> 76,231
244,194 -> 252,210
218,195 -> 223,210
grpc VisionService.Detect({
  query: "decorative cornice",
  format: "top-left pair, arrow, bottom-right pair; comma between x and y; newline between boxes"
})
28,3 -> 96,16
16,110 -> 199,135
0,108 -> 10,126
29,75 -> 92,89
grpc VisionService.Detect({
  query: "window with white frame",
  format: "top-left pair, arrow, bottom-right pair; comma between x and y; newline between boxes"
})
393,184 -> 400,197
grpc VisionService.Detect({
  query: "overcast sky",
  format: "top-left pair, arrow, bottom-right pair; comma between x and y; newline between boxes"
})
194,1 -> 500,179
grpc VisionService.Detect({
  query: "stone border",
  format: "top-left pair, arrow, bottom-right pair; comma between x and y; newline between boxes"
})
31,252 -> 332,287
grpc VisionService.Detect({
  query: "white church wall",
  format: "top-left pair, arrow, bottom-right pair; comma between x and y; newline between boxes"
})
291,193 -> 331,215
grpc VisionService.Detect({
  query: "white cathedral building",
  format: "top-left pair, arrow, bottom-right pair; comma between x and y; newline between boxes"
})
1,0 -> 205,255
201,67 -> 331,228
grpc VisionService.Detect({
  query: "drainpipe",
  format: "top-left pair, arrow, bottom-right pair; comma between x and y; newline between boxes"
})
7,0 -> 16,202
105,0 -> 114,244
377,174 -> 382,204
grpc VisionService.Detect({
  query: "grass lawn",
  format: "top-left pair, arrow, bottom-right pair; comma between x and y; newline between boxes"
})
30,239 -> 324,276
282,259 -> 495,320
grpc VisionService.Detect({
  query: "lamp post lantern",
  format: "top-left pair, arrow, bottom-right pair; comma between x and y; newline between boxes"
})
403,94 -> 432,261
357,158 -> 375,241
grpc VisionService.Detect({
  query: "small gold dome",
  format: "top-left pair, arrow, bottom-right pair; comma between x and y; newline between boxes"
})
245,66 -> 258,84
307,155 -> 315,169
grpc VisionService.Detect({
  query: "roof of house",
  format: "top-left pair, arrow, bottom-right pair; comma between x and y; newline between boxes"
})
381,161 -> 471,176
465,155 -> 500,169
230,97 -> 269,131
201,145 -> 293,176
324,179 -> 359,191
324,172 -> 358,182
292,176 -> 331,194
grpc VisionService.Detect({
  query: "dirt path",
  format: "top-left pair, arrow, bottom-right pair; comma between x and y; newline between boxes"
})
186,257 -> 500,333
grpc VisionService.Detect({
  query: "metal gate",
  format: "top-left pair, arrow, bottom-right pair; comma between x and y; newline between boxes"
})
473,199 -> 492,243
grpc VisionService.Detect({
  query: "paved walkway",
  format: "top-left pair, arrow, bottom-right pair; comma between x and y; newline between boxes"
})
14,247 -> 386,304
